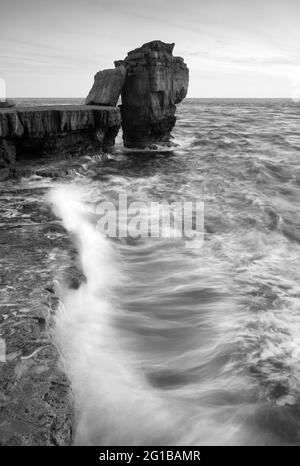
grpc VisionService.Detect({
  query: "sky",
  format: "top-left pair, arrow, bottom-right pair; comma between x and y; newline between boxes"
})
1,0 -> 300,98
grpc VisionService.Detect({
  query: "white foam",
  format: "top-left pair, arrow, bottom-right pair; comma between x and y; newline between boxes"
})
49,185 -> 248,446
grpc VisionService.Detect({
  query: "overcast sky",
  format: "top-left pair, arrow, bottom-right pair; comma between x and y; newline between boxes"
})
1,0 -> 300,97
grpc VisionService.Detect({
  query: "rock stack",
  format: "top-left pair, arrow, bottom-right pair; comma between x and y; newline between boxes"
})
0,40 -> 189,178
86,40 -> 189,149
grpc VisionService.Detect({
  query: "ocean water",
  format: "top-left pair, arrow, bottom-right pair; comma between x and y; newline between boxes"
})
2,98 -> 300,445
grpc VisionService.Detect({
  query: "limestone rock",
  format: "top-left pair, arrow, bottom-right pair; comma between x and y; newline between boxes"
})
85,66 -> 127,106
0,105 -> 121,172
0,139 -> 16,179
0,284 -> 73,445
117,40 -> 189,148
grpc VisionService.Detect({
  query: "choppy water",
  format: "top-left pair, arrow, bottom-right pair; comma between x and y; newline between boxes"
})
2,98 -> 300,445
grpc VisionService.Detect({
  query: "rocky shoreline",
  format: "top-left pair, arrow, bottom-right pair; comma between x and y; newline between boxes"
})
0,105 -> 121,180
0,175 -> 89,445
0,40 -> 189,182
0,40 -> 189,445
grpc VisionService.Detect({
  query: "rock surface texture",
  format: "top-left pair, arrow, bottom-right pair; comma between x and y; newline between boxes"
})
117,40 -> 189,148
0,228 -> 83,445
85,66 -> 126,106
0,105 -> 121,179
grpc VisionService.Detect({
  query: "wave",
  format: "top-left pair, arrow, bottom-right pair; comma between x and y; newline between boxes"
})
48,186 -> 185,445
43,98 -> 300,446
48,185 -> 255,445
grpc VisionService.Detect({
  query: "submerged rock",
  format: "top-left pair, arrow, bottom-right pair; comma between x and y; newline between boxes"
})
117,40 -> 189,148
85,66 -> 127,106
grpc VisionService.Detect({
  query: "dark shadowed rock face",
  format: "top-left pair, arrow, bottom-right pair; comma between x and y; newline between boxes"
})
85,66 -> 127,106
0,140 -> 16,180
117,40 -> 189,148
0,105 -> 121,178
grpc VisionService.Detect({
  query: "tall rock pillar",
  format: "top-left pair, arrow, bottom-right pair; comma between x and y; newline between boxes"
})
116,40 -> 189,148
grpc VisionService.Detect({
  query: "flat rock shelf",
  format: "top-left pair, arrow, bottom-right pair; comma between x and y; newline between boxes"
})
0,178 -> 87,445
0,105 -> 121,179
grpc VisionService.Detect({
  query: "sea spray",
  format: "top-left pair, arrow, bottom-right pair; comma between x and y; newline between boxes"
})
48,185 -> 185,445
42,99 -> 300,447
2,99 -> 300,446
48,185 -> 246,445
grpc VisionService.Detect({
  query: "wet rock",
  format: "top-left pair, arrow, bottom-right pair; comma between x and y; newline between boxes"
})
0,140 -> 16,179
0,347 -> 73,445
0,304 -> 73,445
55,265 -> 86,291
0,105 -> 121,173
117,40 -> 189,148
86,66 -> 127,106
0,203 -> 75,445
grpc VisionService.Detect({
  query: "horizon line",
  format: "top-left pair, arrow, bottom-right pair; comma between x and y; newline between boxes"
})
8,96 -> 297,100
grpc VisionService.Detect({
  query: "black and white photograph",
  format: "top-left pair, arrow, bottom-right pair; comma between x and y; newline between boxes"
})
1,0 -> 300,453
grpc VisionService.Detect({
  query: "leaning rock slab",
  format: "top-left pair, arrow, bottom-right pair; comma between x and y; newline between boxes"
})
85,66 -> 127,106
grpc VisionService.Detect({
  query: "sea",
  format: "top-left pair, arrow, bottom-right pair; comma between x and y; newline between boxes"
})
1,97 -> 300,445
